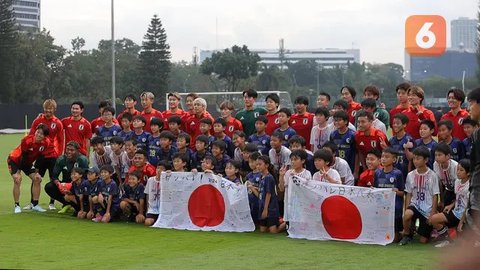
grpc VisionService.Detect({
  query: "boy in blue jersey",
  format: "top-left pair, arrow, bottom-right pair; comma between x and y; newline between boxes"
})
167,116 -> 184,143
388,113 -> 413,178
274,108 -> 296,148
147,118 -> 162,166
438,120 -> 465,162
374,148 -> 405,242
288,135 -> 315,176
131,115 -> 151,152
248,115 -> 271,155
176,133 -> 193,170
200,118 -> 215,147
329,110 -> 357,177
120,171 -> 145,224
156,131 -> 177,165
408,119 -> 437,169
85,167 -> 102,220
245,152 -> 262,224
118,112 -> 134,141
62,167 -> 89,217
211,140 -> 230,175
191,135 -> 211,171
92,165 -> 121,223
462,117 -> 477,159
96,106 -> 122,145
212,118 -> 235,158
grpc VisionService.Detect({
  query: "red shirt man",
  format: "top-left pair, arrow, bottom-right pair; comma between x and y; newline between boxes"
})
401,85 -> 437,140
290,96 -> 314,144
128,150 -> 157,185
29,99 -> 64,158
116,94 -> 141,124
389,82 -> 411,129
355,111 -> 388,169
62,101 -> 92,156
163,92 -> 188,129
8,129 -> 50,171
441,88 -> 469,141
265,93 -> 281,135
140,91 -> 164,133
184,97 -> 214,148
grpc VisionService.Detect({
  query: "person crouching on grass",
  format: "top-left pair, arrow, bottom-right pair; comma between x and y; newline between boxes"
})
120,171 -> 145,224
91,165 -> 120,223
62,167 -> 90,218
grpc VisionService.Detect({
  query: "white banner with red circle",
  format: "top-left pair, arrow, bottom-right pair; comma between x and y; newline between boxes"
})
152,172 -> 255,232
286,176 -> 395,245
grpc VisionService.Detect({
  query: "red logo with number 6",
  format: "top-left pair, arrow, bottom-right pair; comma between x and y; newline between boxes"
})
405,15 -> 446,56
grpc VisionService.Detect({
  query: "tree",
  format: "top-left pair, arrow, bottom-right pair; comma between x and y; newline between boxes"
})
71,36 -> 85,54
200,45 -> 260,92
138,14 -> 171,96
0,0 -> 18,103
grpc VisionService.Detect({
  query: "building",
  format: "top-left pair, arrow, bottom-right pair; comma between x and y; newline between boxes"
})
11,0 -> 41,30
451,17 -> 477,51
200,48 -> 361,68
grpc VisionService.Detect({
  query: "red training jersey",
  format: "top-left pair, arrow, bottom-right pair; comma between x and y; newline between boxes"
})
224,117 -> 243,138
401,106 -> 436,140
354,127 -> 388,154
8,135 -> 50,166
184,112 -> 214,148
441,109 -> 470,141
29,114 -> 64,158
90,117 -> 119,132
389,104 -> 409,129
265,112 -> 281,136
62,116 -> 93,156
141,109 -> 164,133
347,101 -> 362,124
162,109 -> 189,130
289,112 -> 314,145
128,163 -> 156,185
358,169 -> 375,187
116,109 -> 141,124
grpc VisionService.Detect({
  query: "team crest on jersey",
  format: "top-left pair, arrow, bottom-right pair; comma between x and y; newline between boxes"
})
371,141 -> 377,148
51,123 -> 56,129
374,112 -> 379,118
113,131 -> 118,135
453,148 -> 458,154
285,135 -> 288,140
74,163 -> 79,168
39,146 -> 45,152
292,120 -> 296,124
254,112 -> 259,118
458,118 -> 464,125
262,140 -> 266,144
390,177 -> 395,183
142,138 -> 146,142
346,138 -> 351,144
190,122 -> 195,125
228,126 -> 233,132
156,141 -> 160,145
359,141 -> 365,146
303,119 -> 308,125
275,118 -> 280,124
352,110 -> 357,117
79,124 -> 84,130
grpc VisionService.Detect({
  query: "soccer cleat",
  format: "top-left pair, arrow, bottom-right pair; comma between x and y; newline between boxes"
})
434,240 -> 451,248
14,205 -> 22,214
22,203 -> 33,210
32,205 -> 47,212
399,236 -> 413,246
58,205 -> 73,214
48,204 -> 56,210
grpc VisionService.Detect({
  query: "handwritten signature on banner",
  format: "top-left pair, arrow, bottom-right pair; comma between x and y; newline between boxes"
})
162,172 -> 241,193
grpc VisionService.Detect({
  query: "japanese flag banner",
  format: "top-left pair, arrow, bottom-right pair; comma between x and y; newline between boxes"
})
286,176 -> 395,245
152,172 -> 255,232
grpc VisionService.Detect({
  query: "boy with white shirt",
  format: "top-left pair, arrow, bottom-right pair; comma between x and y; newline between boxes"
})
322,142 -> 355,185
433,143 -> 458,208
144,161 -> 170,226
312,149 -> 341,184
310,107 -> 331,152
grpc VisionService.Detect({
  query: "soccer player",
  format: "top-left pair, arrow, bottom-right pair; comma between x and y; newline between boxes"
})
288,135 -> 315,176
123,138 -> 137,168
89,136 -> 113,172
110,136 -> 129,184
340,85 -> 361,124
144,162 -> 169,226
402,85 -> 436,140
85,167 -> 102,220
290,96 -> 314,144
62,101 -> 93,156
374,148 -> 405,242
235,88 -> 267,137
245,151 -> 262,223
131,115 -> 152,153
184,97 -> 214,149
433,143 -> 458,208
437,120 -> 465,162
322,142 -> 355,186
409,119 -> 437,169
232,131 -> 247,162
400,146 -> 440,245
120,171 -> 146,224
363,85 -> 390,129
127,150 -> 157,185
328,100 -> 357,131
117,112 -> 134,141
176,133 -> 194,170
156,131 -> 177,165
389,113 -> 413,178
211,140 -> 230,175
224,160 -> 242,185
172,153 -> 188,172
389,82 -> 411,130
220,101 -> 243,138
90,100 -> 119,131
310,106 -> 331,152
357,149 -> 381,187
329,110 -> 357,176
184,93 -> 199,116
92,165 -> 121,223
360,98 -> 387,135
312,149 -> 341,184
140,91 -> 164,133
212,118 -> 235,158
147,118 -> 163,166
354,110 -> 388,172
462,117 -> 477,159
191,135 -> 211,171
269,131 -> 292,173
441,88 -> 469,141
248,115 -> 271,155
316,92 -> 330,109
8,124 -> 50,213
62,167 -> 87,216
274,108 -> 296,148
167,116 -> 184,143
96,106 -> 122,144
162,92 -> 188,128
116,94 -> 141,124
264,93 -> 281,135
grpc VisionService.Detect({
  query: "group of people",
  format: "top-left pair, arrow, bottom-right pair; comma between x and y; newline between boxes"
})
7,84 -> 480,247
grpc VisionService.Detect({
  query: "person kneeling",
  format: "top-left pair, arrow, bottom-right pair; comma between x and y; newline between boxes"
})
120,171 -> 145,224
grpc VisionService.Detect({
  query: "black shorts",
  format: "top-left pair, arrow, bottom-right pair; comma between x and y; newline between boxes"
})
146,213 -> 159,221
395,216 -> 403,232
7,159 -> 36,176
259,217 -> 280,228
408,205 -> 433,238
443,210 -> 460,228
34,156 -> 57,178
442,189 -> 456,207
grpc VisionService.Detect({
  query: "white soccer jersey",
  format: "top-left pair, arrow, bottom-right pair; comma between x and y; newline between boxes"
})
145,176 -> 161,215
453,179 -> 470,219
269,146 -> 292,172
110,150 -> 129,180
310,125 -> 333,152
312,168 -> 341,184
405,168 -> 440,218
89,145 -> 113,170
433,159 -> 458,191
332,157 -> 354,186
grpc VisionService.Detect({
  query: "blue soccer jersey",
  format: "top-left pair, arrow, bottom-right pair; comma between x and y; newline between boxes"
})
117,130 -> 134,141
147,135 -> 161,166
96,125 -> 122,144
464,137 -> 473,159
414,139 -> 437,169
330,129 -> 356,173
72,179 -> 88,196
85,178 -> 103,197
210,135 -> 235,158
213,154 -> 231,175
100,180 -> 121,206
248,133 -> 271,155
258,173 -> 280,220
122,184 -> 145,202
389,134 -> 413,178
132,131 -> 151,152
191,151 -> 211,171
157,147 -> 177,165
274,127 -> 296,147
374,168 -> 405,217
245,171 -> 262,221
449,138 -> 466,162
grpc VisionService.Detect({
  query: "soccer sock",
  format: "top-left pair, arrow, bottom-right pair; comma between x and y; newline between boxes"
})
438,226 -> 448,237
32,200 -> 39,206
50,198 -> 55,204
15,202 -> 20,207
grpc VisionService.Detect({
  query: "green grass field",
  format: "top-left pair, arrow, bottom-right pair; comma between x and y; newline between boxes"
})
0,134 -> 436,270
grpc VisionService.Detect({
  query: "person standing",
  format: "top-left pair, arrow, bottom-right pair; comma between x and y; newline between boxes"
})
235,89 -> 267,137
62,101 -> 93,156
441,88 -> 469,141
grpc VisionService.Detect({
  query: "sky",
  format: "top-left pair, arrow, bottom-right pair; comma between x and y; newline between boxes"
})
41,0 -> 478,66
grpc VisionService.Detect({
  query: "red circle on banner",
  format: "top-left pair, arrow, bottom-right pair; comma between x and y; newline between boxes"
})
321,195 -> 362,239
188,185 -> 226,227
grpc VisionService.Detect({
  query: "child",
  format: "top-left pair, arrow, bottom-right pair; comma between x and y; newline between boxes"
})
437,120 -> 465,162
212,118 -> 235,158
232,131 -> 247,162
431,159 -> 471,247
96,106 -> 122,145
360,98 -> 387,135
462,117 -> 477,159
176,133 -> 194,170
120,171 -> 145,224
123,138 -> 138,168
355,110 -> 388,172
264,93 -> 281,135
224,160 -> 242,185
279,149 -> 312,192
131,115 -> 151,152
374,148 -> 405,242
156,131 -> 177,164
322,142 -> 355,186
147,118 -> 163,166
92,165 -> 121,223
389,113 -> 413,178
89,136 -> 113,171
312,149 -> 341,184
167,116 -> 184,142
357,149 -> 381,187
110,136 -> 129,184
400,146 -> 440,245
290,96 -> 314,144
127,150 -> 157,185
199,118 -> 214,144
329,100 -> 357,131
172,153 -> 188,172
118,112 -> 134,141
63,167 -> 89,218
144,161 -> 171,226
85,167 -> 102,220
245,152 -> 262,223
274,108 -> 296,147
220,101 -> 243,138
268,131 -> 292,173
200,156 -> 216,173
211,140 -> 230,175
248,115 -> 271,155
410,120 -> 437,169
257,155 -> 286,233
240,144 -> 259,177
309,106 -> 331,152
288,135 -> 315,176
433,143 -> 458,208
191,135 -> 211,171
329,110 -> 358,176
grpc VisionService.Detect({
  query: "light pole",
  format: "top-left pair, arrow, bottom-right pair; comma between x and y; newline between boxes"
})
183,74 -> 191,92
111,0 -> 116,112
